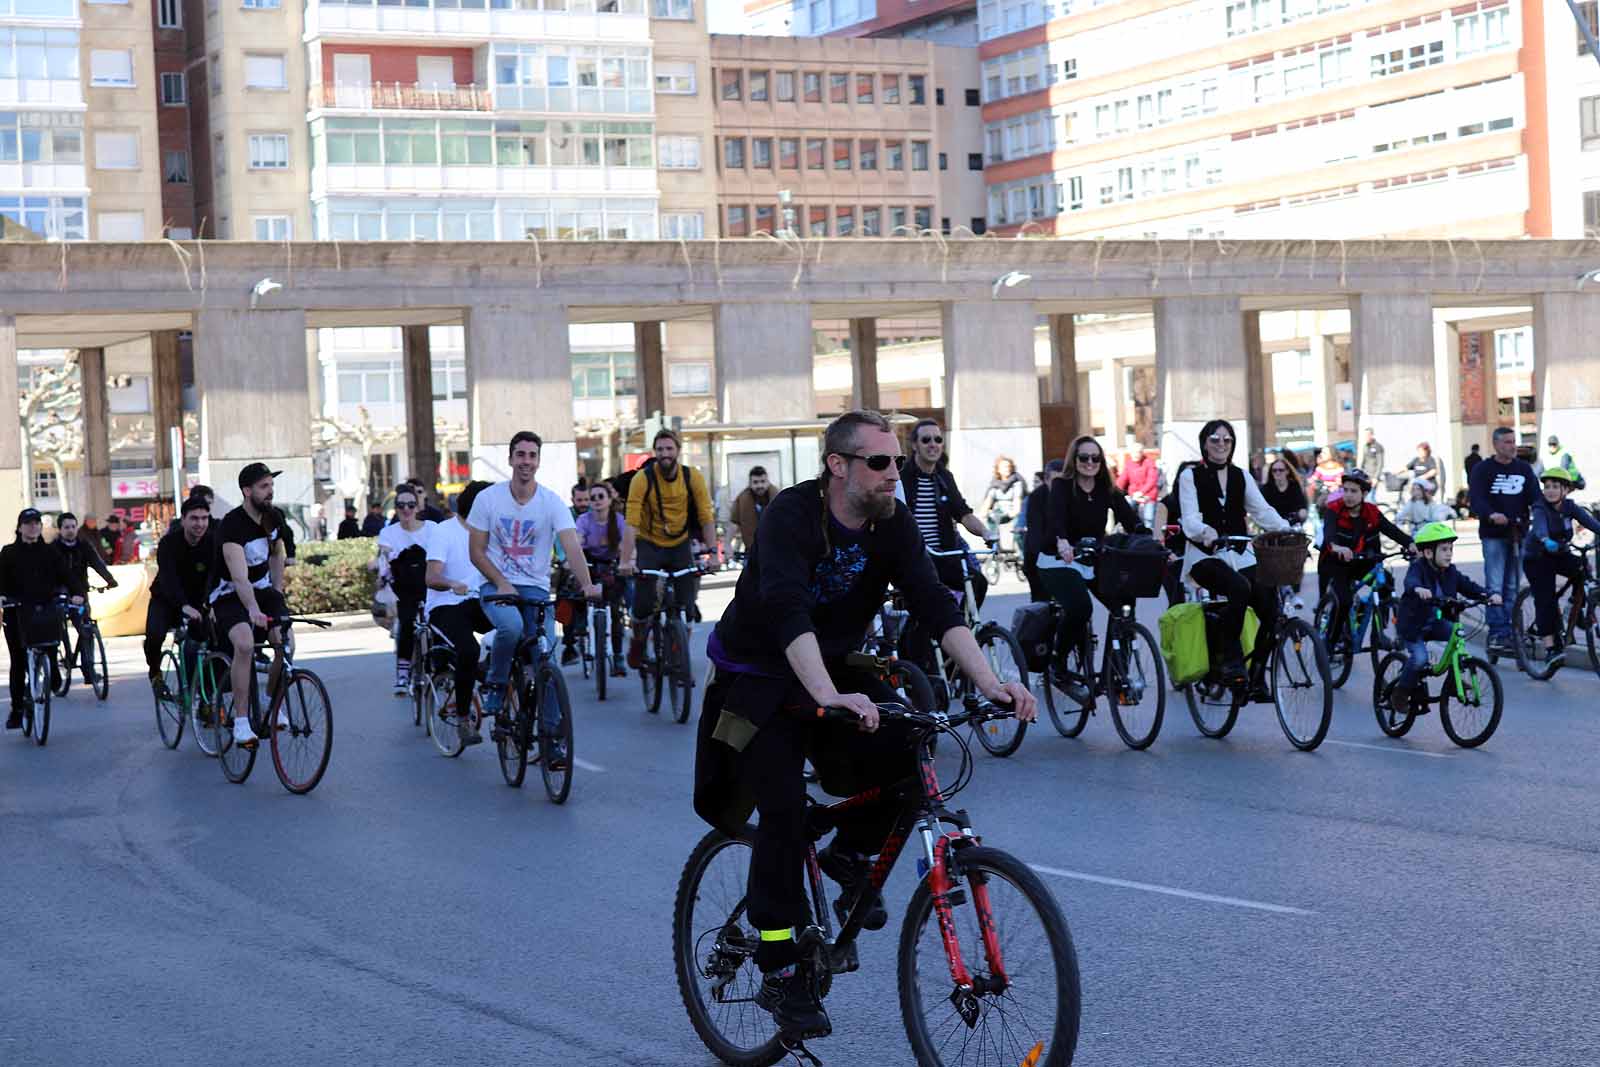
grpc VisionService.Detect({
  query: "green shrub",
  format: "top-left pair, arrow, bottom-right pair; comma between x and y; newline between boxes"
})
285,537 -> 379,614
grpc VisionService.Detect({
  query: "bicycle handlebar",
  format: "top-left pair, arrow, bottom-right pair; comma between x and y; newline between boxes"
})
927,547 -> 997,559
815,695 -> 1012,731
639,566 -> 702,579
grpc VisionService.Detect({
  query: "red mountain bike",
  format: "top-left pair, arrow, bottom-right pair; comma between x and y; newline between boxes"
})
674,696 -> 1081,1066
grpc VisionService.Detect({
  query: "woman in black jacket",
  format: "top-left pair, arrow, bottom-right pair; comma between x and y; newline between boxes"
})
1,508 -> 71,728
1020,459 -> 1063,602
1259,454 -> 1310,611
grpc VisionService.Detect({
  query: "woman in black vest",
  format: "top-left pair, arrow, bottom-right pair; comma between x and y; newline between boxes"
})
1176,419 -> 1294,690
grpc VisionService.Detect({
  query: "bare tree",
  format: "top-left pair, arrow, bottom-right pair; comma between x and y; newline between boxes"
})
312,405 -> 407,511
18,357 -> 82,509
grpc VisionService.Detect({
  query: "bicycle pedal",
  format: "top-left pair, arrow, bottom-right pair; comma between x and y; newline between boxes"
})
780,1037 -> 826,1066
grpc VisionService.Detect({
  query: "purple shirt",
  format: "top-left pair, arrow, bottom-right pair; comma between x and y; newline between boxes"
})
575,510 -> 622,560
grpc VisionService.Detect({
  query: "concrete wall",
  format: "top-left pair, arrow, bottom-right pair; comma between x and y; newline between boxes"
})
933,44 -> 985,233
1533,291 -> 1600,476
713,302 -> 816,421
83,0 -> 166,240
940,299 -> 1042,493
1154,295 -> 1249,460
464,303 -> 578,493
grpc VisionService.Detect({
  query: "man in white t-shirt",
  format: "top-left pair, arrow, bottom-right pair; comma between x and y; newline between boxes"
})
425,479 -> 494,744
467,431 -> 599,729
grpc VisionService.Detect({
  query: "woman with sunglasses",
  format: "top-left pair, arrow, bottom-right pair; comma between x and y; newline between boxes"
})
376,485 -> 438,696
573,483 -> 630,677
1261,455 -> 1310,610
1036,435 -> 1148,702
1177,419 -> 1294,692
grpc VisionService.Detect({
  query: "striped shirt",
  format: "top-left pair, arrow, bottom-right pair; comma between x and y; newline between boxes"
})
912,476 -> 941,550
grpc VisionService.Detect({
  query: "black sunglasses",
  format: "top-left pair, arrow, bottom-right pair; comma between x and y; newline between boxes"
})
396,500 -> 418,509
918,435 -> 944,445
838,452 -> 907,472
1076,452 -> 1102,464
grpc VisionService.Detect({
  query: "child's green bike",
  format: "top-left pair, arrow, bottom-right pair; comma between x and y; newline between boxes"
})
1373,596 -> 1503,748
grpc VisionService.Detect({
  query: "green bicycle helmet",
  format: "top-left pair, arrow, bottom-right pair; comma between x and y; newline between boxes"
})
1412,521 -> 1457,547
1540,466 -> 1576,485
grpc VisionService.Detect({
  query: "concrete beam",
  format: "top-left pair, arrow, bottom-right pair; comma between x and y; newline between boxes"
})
714,302 -> 816,424
402,325 -> 438,494
942,300 -> 1043,496
1534,292 -> 1600,476
635,321 -> 666,419
849,317 -> 880,411
1154,296 -> 1249,460
1351,293 -> 1438,463
465,303 -> 576,494
78,347 -> 112,518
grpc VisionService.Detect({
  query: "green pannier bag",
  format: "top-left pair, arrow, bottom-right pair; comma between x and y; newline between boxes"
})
1159,602 -> 1261,686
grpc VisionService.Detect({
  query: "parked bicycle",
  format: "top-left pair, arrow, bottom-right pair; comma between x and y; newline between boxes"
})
1181,535 -> 1334,751
1313,549 -> 1407,688
483,593 -> 574,804
922,547 -> 1030,757
1508,542 -> 1600,681
1373,596 -> 1503,747
637,562 -> 705,724
212,614 -> 335,794
4,597 -> 60,746
55,592 -> 109,702
674,696 -> 1081,1067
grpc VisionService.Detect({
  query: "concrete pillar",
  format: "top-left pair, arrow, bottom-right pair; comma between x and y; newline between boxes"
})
1351,293 -> 1438,463
0,315 -> 20,521
78,346 -> 113,518
1307,331 -> 1337,449
713,302 -> 815,423
1101,353 -> 1126,445
1533,292 -> 1600,475
1154,296 -> 1249,460
465,303 -> 576,492
1243,311 -> 1275,456
1048,313 -> 1080,422
849,317 -> 880,411
150,329 -> 183,493
941,300 -> 1043,495
193,308 -> 312,511
1433,319 -> 1462,498
635,320 -> 665,420
401,325 -> 438,494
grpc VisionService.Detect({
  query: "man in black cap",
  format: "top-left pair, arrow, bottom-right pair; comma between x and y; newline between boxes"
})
336,503 -> 360,539
210,463 -> 289,749
361,500 -> 386,537
145,495 -> 214,697
1,508 -> 71,727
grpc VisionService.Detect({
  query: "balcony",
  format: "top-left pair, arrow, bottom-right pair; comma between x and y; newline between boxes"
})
306,2 -> 650,45
312,81 -> 494,113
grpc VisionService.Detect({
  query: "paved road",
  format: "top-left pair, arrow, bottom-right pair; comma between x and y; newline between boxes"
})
3,572 -> 1598,1067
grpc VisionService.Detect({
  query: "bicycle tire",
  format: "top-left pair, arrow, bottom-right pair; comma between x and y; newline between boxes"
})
30,652 -> 50,746
971,624 -> 1027,757
498,666 -> 530,788
888,659 -> 938,713
155,649 -> 185,749
411,664 -> 430,728
1440,655 -> 1503,748
52,620 -> 71,698
982,554 -> 1001,587
640,621 -> 664,715
1271,619 -> 1332,751
1510,588 -> 1557,681
1042,639 -> 1091,738
673,826 -> 786,1067
1588,597 -> 1600,681
1107,621 -> 1166,751
898,845 -> 1081,1067
1371,652 -> 1417,738
218,691 -> 256,784
1184,679 -> 1240,738
1368,596 -> 1396,676
271,669 -> 334,795
1312,597 -> 1355,689
538,664 -> 575,804
667,619 -> 693,725
594,609 -> 608,702
91,628 -> 108,701
191,655 -> 226,758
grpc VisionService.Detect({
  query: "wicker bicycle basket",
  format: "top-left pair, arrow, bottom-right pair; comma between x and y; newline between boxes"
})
1253,531 -> 1310,586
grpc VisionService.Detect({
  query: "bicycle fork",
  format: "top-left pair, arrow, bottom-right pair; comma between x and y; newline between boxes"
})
920,815 -> 1009,1020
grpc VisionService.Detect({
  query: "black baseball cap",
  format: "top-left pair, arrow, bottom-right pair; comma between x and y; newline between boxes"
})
16,507 -> 41,524
237,462 -> 282,489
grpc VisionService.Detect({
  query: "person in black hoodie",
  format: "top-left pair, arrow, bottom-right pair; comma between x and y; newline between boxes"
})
2,508 -> 72,727
1020,458 -> 1063,602
53,511 -> 118,688
694,410 -> 1036,1041
144,495 -> 215,694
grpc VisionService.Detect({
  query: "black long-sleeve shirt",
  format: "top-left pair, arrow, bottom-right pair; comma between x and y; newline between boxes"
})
1468,457 -> 1538,538
1022,483 -> 1053,567
1261,477 -> 1308,522
1044,478 -> 1145,558
54,537 -> 115,597
713,479 -> 966,677
151,527 -> 217,611
0,538 -> 71,606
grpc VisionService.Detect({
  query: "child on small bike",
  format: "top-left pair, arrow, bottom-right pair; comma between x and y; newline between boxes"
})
1391,522 -> 1498,709
1315,469 -> 1412,650
1521,467 -> 1600,667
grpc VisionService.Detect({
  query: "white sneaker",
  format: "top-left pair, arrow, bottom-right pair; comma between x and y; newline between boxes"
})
232,717 -> 257,746
276,708 -> 290,730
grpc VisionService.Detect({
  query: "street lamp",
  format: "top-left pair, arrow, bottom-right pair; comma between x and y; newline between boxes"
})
778,188 -> 796,238
992,270 -> 1031,298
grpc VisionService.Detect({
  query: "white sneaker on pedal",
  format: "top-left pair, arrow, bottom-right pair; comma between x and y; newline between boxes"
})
232,717 -> 257,746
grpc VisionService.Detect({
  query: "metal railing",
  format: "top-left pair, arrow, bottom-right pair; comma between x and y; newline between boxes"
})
312,82 -> 494,112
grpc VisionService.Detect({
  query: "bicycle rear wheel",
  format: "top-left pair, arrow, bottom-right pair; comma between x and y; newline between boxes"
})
1510,588 -> 1557,680
1371,653 -> 1417,738
1272,619 -> 1332,751
673,826 -> 786,1067
537,665 -> 575,804
155,649 -> 185,749
191,656 -> 225,757
1107,621 -> 1166,751
1440,655 -> 1503,748
218,691 -> 256,784
497,666 -> 530,788
1312,597 -> 1356,690
411,664 -> 430,728
90,628 -> 108,701
432,685 -> 469,758
1042,639 -> 1091,738
1184,679 -> 1239,739
899,845 -> 1081,1067
594,609 -> 608,702
271,669 -> 333,795
52,623 -> 71,697
667,619 -> 693,725
1588,597 -> 1600,681
29,652 -> 50,746
640,622 -> 664,715
972,624 -> 1027,757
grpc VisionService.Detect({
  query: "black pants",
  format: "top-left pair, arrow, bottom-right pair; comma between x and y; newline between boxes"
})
1524,551 -> 1586,638
1022,557 -> 1048,603
1316,556 -> 1369,643
632,540 -> 699,624
144,597 -> 184,674
707,667 -> 917,968
428,599 -> 493,717
1038,566 -> 1093,671
395,590 -> 423,662
4,604 -> 58,707
564,581 -> 626,655
1190,559 -> 1278,674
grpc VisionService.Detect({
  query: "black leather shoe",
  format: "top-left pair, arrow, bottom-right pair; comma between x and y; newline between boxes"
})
757,961 -> 831,1039
818,842 -> 888,931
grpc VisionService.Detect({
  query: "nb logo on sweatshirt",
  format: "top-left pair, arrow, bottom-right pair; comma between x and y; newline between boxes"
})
1488,473 -> 1527,495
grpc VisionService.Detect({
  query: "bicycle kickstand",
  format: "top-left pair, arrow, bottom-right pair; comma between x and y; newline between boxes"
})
780,1036 -> 824,1067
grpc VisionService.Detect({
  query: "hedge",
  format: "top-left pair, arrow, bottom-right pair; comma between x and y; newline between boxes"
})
285,537 -> 379,615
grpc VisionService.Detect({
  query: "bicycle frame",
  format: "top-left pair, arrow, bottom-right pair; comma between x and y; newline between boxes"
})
1425,613 -> 1483,703
923,548 -> 990,687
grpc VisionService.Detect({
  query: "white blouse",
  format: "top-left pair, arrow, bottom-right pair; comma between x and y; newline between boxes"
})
1176,465 -> 1291,581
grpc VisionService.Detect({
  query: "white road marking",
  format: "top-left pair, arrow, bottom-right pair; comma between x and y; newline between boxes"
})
1030,864 -> 1315,916
573,757 -> 607,773
1322,739 -> 1452,759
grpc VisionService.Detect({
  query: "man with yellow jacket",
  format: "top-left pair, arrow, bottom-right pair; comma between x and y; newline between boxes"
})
620,428 -> 717,669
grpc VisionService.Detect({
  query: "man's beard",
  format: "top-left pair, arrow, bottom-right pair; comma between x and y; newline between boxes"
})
846,480 -> 895,521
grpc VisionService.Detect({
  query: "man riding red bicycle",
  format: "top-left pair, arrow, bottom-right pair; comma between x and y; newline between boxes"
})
693,409 -> 1036,1040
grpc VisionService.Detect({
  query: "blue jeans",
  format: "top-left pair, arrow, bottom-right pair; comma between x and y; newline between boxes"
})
1481,538 -> 1520,639
1398,618 -> 1453,689
479,581 -> 554,691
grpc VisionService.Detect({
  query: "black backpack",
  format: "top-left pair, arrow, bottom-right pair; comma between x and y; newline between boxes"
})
389,543 -> 428,598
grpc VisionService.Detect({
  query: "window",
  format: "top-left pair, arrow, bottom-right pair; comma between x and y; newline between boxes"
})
750,71 -> 769,102
803,72 -> 822,102
968,152 -> 983,170
914,206 -> 930,231
90,50 -> 134,87
1371,41 -> 1443,77
754,204 -> 774,233
1584,97 -> 1600,150
658,135 -> 700,168
964,88 -> 980,106
935,87 -> 944,105
1456,7 -> 1509,55
1581,0 -> 1600,55
1065,175 -> 1083,210
94,130 -> 138,170
856,73 -> 873,104
1062,58 -> 1077,81
158,0 -> 181,27
96,211 -> 144,240
245,53 -> 287,90
861,206 -> 880,236
653,0 -> 693,17
242,0 -> 280,7
806,137 -> 825,168
670,362 -> 712,396
752,137 -> 772,168
723,136 -> 745,168
253,215 -> 291,240
775,71 -> 795,101
829,73 -> 847,103
910,140 -> 929,170
892,206 -> 908,232
859,139 -> 877,169
808,206 -> 828,236
779,137 -> 798,168
719,69 -> 741,101
938,152 -> 947,170
833,138 -> 851,169
661,212 -> 704,239
882,75 -> 900,103
909,75 -> 926,104
163,149 -> 188,183
655,60 -> 695,94
835,205 -> 854,236
32,468 -> 57,502
248,133 -> 289,169
160,72 -> 186,105
885,140 -> 903,170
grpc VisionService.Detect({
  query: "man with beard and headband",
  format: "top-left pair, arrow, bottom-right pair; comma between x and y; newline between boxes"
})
621,427 -> 716,670
210,463 -> 292,749
692,409 -> 1037,1041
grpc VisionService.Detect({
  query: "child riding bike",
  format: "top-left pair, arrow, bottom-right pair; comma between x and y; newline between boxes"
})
1390,522 -> 1499,711
1521,466 -> 1600,669
1315,469 -> 1412,651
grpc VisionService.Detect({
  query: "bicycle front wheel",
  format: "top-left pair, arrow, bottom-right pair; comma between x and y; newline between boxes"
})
1272,619 -> 1332,751
537,665 -> 575,804
1184,679 -> 1239,738
1107,621 -> 1166,751
30,652 -> 50,746
271,669 -> 333,795
91,628 -> 108,701
498,667 -> 530,788
593,609 -> 608,702
1371,653 -> 1417,738
640,622 -> 664,715
52,623 -> 71,698
1312,597 -> 1354,690
155,649 -> 185,749
899,845 -> 1081,1067
1588,597 -> 1600,681
972,624 -> 1028,757
667,619 -> 693,725
673,826 -> 786,1067
218,691 -> 256,784
1440,655 -> 1503,748
888,659 -> 938,713
191,656 -> 226,758
1510,588 -> 1557,681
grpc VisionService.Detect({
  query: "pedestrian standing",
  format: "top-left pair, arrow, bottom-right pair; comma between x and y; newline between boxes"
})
1467,426 -> 1539,657
1116,442 -> 1161,529
1360,427 -> 1386,500
1463,443 -> 1483,486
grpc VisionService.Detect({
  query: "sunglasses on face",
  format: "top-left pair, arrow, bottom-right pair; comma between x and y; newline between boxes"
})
918,435 -> 944,445
839,452 -> 908,472
1207,434 -> 1234,446
1076,452 -> 1102,464
397,500 -> 417,510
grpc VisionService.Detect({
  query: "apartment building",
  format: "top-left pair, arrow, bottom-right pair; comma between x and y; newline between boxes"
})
744,0 -> 980,44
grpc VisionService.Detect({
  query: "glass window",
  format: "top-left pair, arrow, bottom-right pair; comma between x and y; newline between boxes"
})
725,205 -> 748,236
163,149 -> 188,182
720,69 -> 741,101
244,53 -> 287,90
835,205 -> 854,236
753,204 -> 774,233
652,0 -> 692,16
253,215 -> 291,240
856,73 -> 873,104
752,137 -> 771,167
775,71 -> 795,101
655,60 -> 695,94
750,70 -> 768,101
659,134 -> 700,168
808,206 -> 828,236
803,72 -> 822,102
882,74 -> 899,104
885,140 -> 903,170
908,74 -> 925,104
829,73 -> 847,103
160,72 -> 186,105
159,0 -> 181,26
861,206 -> 880,235
806,137 -> 825,169
248,133 -> 290,169
669,362 -> 711,396
910,140 -> 929,170
723,136 -> 745,168
661,212 -> 703,238
779,137 -> 798,168
90,49 -> 135,87
832,138 -> 851,169
858,138 -> 876,170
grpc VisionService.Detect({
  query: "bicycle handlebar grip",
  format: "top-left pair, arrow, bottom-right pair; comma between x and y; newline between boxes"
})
816,705 -> 860,722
